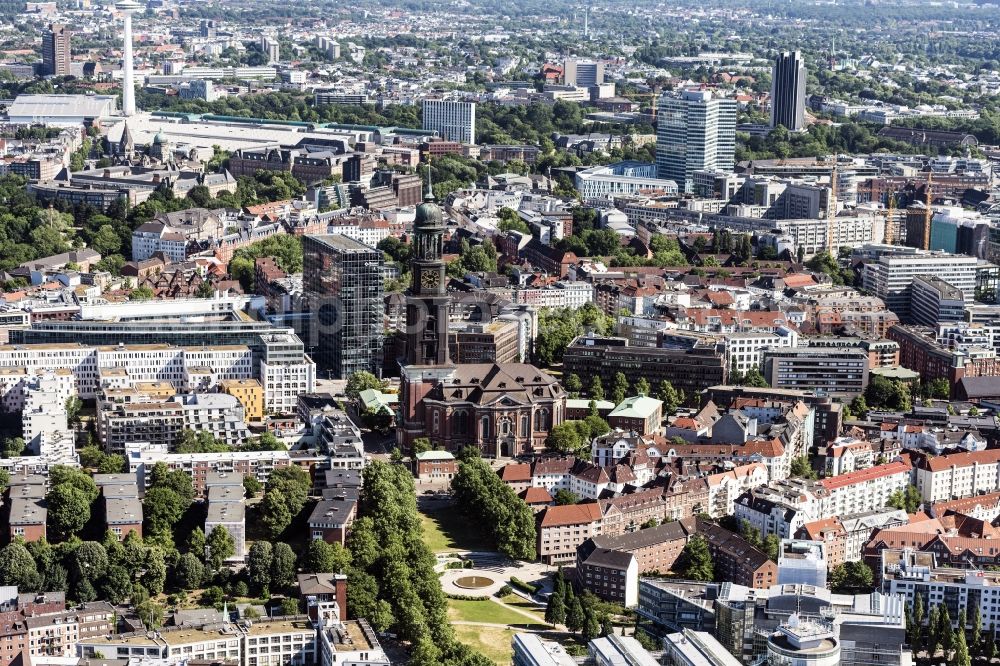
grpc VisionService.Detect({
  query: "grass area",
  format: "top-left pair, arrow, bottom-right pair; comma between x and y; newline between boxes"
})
419,503 -> 495,553
500,594 -> 548,623
447,598 -> 549,628
453,624 -> 515,665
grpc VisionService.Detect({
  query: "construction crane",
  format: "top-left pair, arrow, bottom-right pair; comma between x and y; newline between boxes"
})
923,170 -> 933,250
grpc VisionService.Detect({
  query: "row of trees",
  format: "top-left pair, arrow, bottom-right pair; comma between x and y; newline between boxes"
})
555,230 -> 688,269
544,569 -> 615,639
450,450 -> 537,560
907,597 -> 991,666
0,531 -> 166,613
346,461 -> 492,666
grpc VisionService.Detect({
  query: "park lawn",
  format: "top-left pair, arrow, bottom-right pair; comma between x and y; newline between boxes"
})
453,625 -> 515,665
447,599 -> 548,628
499,594 -> 548,623
419,504 -> 495,553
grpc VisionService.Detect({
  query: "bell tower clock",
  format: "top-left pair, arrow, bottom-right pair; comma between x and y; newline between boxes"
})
398,172 -> 456,449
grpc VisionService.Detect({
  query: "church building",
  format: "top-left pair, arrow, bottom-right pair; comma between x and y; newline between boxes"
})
397,181 -> 565,457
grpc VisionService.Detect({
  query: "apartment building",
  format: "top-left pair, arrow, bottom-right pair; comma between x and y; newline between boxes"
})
422,99 -> 476,145
537,502 -> 603,565
694,518 -> 778,589
220,379 -> 264,423
130,448 -> 326,495
797,508 -> 908,569
307,497 -> 357,546
881,547 -> 1000,639
576,518 -> 695,606
914,448 -> 1000,503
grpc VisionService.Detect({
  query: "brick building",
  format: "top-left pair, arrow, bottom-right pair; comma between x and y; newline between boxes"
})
576,518 -> 694,606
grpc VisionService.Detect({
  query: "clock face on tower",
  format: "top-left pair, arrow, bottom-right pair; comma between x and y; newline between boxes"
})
420,270 -> 441,290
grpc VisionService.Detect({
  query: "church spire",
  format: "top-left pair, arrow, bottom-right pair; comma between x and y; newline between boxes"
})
424,159 -> 435,202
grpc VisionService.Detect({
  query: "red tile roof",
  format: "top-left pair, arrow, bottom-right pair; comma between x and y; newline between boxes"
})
539,502 -> 603,528
919,449 -> 1000,472
818,460 -> 911,491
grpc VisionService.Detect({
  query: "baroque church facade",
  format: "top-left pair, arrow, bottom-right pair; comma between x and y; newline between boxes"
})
397,183 -> 565,457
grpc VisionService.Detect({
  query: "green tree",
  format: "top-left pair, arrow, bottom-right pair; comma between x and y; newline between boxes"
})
246,541 -> 273,594
174,552 -> 205,590
206,526 -> 235,569
763,534 -> 781,561
634,377 -> 650,397
583,612 -> 601,640
301,538 -> 351,573
270,542 -> 296,591
0,541 -> 38,588
611,372 -> 629,404
657,380 -> 680,413
887,484 -> 922,513
545,592 -> 566,625
143,486 -> 186,539
186,527 -> 206,556
789,456 -> 817,480
927,378 -> 951,399
954,627 -> 971,666
1,436 -> 25,458
829,561 -> 874,593
412,437 -> 432,455
566,597 -> 585,633
243,475 -> 263,498
564,373 -> 583,397
553,489 -> 579,505
545,422 -> 583,455
259,489 -> 292,537
678,535 -> 714,582
346,370 -> 386,400
588,375 -> 605,400
47,485 -> 91,540
451,457 -> 537,560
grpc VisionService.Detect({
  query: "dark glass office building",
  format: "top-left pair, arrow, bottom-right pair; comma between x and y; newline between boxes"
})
303,234 -> 385,379
770,51 -> 806,131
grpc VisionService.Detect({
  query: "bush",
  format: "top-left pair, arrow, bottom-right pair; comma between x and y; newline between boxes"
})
497,585 -> 513,597
509,577 -> 541,595
463,560 -> 474,569
445,593 -> 484,601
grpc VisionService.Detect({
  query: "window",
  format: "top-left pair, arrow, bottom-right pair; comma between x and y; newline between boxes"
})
481,416 -> 490,439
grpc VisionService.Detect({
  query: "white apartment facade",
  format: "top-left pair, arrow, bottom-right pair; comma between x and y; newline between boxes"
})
914,448 -> 1000,503
723,329 -> 800,375
422,99 -> 476,144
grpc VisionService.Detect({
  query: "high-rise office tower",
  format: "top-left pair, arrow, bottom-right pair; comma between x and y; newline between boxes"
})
421,99 -> 476,145
655,90 -> 737,192
563,58 -> 604,87
770,50 -> 806,131
41,24 -> 71,77
303,235 -> 385,379
261,36 -> 280,64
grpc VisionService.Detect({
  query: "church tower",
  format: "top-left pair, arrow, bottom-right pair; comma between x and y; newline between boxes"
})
398,176 -> 456,447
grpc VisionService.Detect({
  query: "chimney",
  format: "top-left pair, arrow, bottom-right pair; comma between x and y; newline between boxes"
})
335,575 -> 347,621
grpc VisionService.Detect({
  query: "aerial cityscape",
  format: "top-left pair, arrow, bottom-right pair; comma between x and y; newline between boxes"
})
2,0 -> 1000,664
